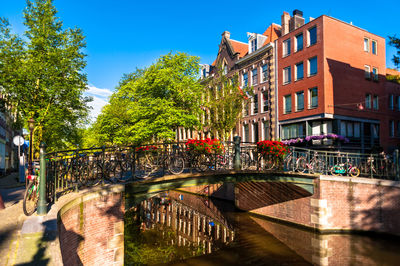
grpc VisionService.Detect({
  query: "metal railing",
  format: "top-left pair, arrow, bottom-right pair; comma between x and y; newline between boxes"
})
44,141 -> 400,202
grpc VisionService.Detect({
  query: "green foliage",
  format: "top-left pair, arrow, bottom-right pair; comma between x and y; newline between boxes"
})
0,0 -> 90,153
386,74 -> 400,84
85,52 -> 202,146
389,35 -> 400,68
204,65 -> 253,141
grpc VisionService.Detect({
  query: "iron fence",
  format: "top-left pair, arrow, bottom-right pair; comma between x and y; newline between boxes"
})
45,142 -> 400,202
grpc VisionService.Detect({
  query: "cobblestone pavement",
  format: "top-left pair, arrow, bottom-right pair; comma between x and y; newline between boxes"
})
0,172 -> 89,265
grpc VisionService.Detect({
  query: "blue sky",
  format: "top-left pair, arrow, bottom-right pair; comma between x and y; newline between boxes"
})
1,0 -> 399,121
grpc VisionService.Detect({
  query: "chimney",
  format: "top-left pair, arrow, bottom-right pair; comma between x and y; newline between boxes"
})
281,12 -> 290,35
289,9 -> 305,32
222,31 -> 230,39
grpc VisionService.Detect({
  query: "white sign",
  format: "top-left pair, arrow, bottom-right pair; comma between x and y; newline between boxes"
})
13,135 -> 25,146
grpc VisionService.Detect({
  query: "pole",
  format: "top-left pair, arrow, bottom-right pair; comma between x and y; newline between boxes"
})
395,149 -> 399,181
37,142 -> 47,215
233,135 -> 241,171
28,129 -> 33,175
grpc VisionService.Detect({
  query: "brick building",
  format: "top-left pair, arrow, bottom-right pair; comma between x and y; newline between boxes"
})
276,10 -> 400,152
198,9 -> 400,152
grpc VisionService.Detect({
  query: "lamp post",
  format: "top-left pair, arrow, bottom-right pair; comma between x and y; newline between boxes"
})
28,118 -> 35,175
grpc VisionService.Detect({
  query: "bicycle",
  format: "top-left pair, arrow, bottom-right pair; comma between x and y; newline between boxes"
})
330,159 -> 360,177
23,168 -> 40,216
296,152 -> 325,174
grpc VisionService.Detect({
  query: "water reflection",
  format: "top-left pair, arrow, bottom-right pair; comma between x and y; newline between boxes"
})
125,191 -> 235,265
125,189 -> 400,265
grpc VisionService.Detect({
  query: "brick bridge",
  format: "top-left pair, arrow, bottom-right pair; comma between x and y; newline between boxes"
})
127,171 -> 400,236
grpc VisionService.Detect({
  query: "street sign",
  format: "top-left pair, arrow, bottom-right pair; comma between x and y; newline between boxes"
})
13,135 -> 25,146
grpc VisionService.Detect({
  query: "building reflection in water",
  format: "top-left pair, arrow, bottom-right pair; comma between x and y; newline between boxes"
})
125,191 -> 235,264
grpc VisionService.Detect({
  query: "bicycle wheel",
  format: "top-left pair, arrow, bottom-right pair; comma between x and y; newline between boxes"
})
195,154 -> 211,172
311,160 -> 325,174
296,157 -> 307,173
349,167 -> 360,177
23,182 -> 38,216
240,152 -> 251,170
168,156 -> 185,175
136,155 -> 153,179
330,165 -> 342,176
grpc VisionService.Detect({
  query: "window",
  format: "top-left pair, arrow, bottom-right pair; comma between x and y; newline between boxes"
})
295,33 -> 303,52
283,39 -> 291,57
253,94 -> 258,114
284,94 -> 292,114
372,124 -> 379,138
296,91 -> 304,111
243,124 -> 249,142
398,96 -> 400,111
372,67 -> 378,81
364,65 -> 371,79
244,102 -> 249,116
398,121 -> 400,137
308,57 -> 317,76
389,120 -> 394,137
389,95 -> 394,110
252,68 -> 258,85
262,64 -> 268,82
223,64 -> 228,75
253,122 -> 259,142
340,121 -> 361,138
372,40 -> 377,55
283,66 -> 291,84
263,121 -> 269,140
364,38 -> 370,52
295,62 -> 304,80
282,123 -> 305,139
373,95 -> 379,110
308,27 -> 317,46
263,91 -> 269,112
365,94 -> 371,109
251,39 -> 257,53
309,87 -> 318,108
243,72 -> 248,87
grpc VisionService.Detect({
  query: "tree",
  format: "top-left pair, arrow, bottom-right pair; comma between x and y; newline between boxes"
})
0,0 -> 90,153
389,35 -> 400,68
86,52 -> 203,146
203,65 -> 252,141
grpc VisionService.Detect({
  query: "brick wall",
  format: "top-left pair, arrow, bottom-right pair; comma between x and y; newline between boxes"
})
58,192 -> 125,265
249,176 -> 400,236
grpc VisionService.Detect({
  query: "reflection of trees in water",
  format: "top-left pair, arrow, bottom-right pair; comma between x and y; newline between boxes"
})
124,192 -> 235,265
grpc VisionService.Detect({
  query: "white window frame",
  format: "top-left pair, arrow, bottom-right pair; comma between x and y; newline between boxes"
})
283,39 -> 291,57
308,26 -> 317,47
364,38 -> 370,52
283,66 -> 291,84
371,40 -> 377,55
251,68 -> 258,85
372,67 -> 378,81
308,56 -> 317,77
295,33 -> 303,52
295,91 -> 304,111
295,61 -> 304,81
308,87 -> 318,109
364,65 -> 371,79
365,94 -> 371,109
284,94 -> 292,114
373,95 -> 379,110
261,64 -> 268,83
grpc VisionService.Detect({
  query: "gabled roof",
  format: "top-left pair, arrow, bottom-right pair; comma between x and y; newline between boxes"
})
229,39 -> 248,58
262,23 -> 281,46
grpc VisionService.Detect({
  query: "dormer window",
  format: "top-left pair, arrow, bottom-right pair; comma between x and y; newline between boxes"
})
251,39 -> 257,53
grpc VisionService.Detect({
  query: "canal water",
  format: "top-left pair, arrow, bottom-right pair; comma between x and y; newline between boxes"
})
124,188 -> 400,265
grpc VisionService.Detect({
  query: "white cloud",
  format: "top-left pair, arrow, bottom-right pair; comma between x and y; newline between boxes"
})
88,96 -> 108,122
86,85 -> 113,97
84,84 -> 113,122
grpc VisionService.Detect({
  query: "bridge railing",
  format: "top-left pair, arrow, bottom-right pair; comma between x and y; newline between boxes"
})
45,142 -> 400,202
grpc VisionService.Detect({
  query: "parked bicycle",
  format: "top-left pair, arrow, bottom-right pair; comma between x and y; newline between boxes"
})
296,152 -> 325,174
330,159 -> 360,177
23,166 -> 40,216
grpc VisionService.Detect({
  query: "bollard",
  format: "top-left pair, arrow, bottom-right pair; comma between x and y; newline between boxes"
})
233,136 -> 241,171
37,142 -> 47,215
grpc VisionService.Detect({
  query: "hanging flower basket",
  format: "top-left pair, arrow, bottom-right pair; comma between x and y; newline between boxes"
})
185,138 -> 224,155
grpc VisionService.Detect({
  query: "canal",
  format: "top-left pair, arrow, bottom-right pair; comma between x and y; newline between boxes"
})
124,184 -> 400,265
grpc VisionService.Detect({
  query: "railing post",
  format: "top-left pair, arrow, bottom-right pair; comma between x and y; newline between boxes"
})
101,145 -> 106,185
370,154 -> 373,178
395,149 -> 399,181
37,142 -> 47,215
233,136 -> 241,171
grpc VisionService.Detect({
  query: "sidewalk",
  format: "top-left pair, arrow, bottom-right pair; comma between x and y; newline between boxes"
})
0,172 -> 79,265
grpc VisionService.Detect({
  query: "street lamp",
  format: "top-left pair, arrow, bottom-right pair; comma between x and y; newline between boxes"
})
28,118 -> 35,175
